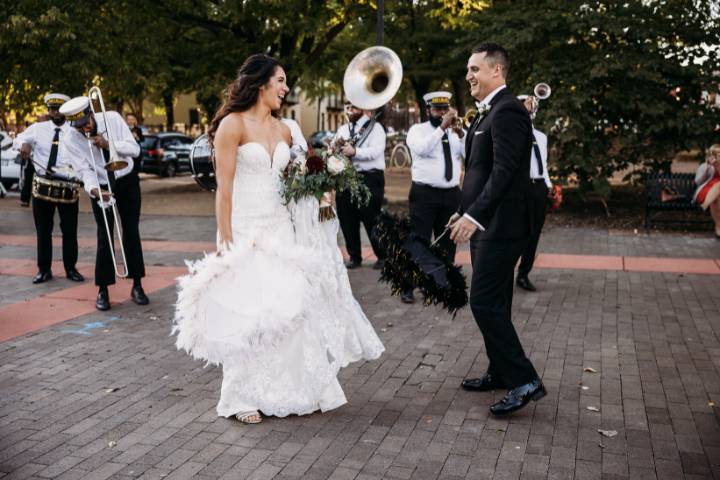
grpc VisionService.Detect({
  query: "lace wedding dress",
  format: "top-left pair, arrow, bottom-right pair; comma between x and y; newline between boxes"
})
173,142 -> 384,418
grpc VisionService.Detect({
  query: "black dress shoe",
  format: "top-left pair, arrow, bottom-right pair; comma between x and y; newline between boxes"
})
65,269 -> 85,282
372,259 -> 385,270
32,271 -> 52,284
345,259 -> 361,269
461,373 -> 506,392
516,275 -> 537,292
131,286 -> 149,305
490,379 -> 546,416
400,290 -> 415,304
96,290 -> 111,311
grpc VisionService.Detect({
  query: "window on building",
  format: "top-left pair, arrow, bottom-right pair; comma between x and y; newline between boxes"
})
321,113 -> 325,130
291,110 -> 296,120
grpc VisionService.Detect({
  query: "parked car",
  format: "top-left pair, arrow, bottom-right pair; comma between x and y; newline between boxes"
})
308,130 -> 335,149
140,132 -> 194,177
0,131 -> 21,189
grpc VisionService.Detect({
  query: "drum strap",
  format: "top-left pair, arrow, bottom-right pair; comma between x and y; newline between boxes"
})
47,128 -> 61,172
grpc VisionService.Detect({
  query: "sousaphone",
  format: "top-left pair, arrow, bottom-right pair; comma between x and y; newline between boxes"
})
343,46 -> 403,110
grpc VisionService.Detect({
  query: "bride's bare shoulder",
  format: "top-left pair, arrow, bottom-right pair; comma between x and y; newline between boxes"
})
216,113 -> 246,143
275,117 -> 292,144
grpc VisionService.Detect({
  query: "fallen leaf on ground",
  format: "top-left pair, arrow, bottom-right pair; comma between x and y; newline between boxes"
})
598,442 -> 605,448
583,367 -> 597,373
104,387 -> 120,393
586,406 -> 600,412
108,441 -> 117,447
710,401 -> 716,407
149,316 -> 159,321
386,322 -> 394,327
598,429 -> 618,437
581,386 -> 590,390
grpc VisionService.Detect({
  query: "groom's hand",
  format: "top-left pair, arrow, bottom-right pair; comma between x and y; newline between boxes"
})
450,217 -> 478,244
446,212 -> 461,228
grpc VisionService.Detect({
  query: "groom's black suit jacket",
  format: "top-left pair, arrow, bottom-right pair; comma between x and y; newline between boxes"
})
460,88 -> 534,241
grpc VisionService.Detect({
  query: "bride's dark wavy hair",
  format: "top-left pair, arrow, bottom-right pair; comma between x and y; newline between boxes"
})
207,54 -> 284,147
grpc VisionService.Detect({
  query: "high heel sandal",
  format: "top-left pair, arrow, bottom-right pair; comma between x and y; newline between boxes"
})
235,411 -> 262,424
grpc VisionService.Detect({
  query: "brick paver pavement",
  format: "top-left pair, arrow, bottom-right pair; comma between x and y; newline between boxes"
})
1,206 -> 720,480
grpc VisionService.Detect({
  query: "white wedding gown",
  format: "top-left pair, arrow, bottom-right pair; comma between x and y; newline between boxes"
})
173,142 -> 384,418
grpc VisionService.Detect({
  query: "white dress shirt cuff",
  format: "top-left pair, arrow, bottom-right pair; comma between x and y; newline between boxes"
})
463,214 -> 485,231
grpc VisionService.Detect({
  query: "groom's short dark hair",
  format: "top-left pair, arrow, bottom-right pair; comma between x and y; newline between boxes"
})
472,42 -> 509,77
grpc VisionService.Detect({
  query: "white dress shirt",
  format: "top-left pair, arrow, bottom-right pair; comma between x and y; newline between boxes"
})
406,121 -> 465,188
13,121 -> 74,178
281,118 -> 307,158
332,115 -> 386,171
61,111 -> 140,196
530,128 -> 552,188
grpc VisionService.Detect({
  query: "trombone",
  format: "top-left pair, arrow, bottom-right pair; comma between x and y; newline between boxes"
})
85,86 -> 129,278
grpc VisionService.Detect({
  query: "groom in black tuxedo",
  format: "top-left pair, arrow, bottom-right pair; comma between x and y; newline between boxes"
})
448,43 -> 545,415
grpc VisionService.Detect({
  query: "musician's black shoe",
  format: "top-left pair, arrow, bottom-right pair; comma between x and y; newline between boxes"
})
489,379 -> 546,416
32,271 -> 53,284
96,290 -> 110,311
461,373 -> 506,392
516,275 -> 536,292
65,269 -> 85,282
345,259 -> 361,269
131,286 -> 149,305
372,259 -> 385,270
400,290 -> 415,304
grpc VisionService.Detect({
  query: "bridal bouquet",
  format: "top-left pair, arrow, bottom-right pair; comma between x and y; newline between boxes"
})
281,148 -> 371,221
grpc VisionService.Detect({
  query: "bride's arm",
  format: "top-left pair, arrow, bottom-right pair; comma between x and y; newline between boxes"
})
214,115 -> 243,251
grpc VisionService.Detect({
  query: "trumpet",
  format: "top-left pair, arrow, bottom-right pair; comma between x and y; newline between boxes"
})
85,86 -> 129,278
534,83 -> 551,100
451,109 -> 478,130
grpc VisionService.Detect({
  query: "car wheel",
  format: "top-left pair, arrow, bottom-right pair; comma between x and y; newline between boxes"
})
164,161 -> 177,177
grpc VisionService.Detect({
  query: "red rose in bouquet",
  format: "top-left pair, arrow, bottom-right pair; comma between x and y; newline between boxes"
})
306,154 -> 325,174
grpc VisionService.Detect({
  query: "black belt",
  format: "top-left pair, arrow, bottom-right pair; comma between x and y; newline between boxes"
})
359,168 -> 383,174
412,181 -> 459,191
530,178 -> 547,184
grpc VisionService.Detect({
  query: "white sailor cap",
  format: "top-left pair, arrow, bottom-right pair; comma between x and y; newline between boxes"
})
59,96 -> 93,127
43,93 -> 70,108
423,91 -> 452,107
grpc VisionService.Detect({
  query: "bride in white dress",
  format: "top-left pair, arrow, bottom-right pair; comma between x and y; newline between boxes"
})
173,54 -> 384,424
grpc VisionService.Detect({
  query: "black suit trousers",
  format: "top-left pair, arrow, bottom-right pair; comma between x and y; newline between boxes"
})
91,173 -> 145,286
336,170 -> 385,263
32,196 -> 79,273
470,238 -> 538,388
409,183 -> 460,263
518,182 -> 549,277
21,161 -> 35,203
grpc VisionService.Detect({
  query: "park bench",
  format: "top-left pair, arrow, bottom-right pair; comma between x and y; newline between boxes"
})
644,172 -> 710,229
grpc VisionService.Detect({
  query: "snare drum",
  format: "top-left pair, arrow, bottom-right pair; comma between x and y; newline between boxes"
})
189,134 -> 216,191
32,175 -> 81,203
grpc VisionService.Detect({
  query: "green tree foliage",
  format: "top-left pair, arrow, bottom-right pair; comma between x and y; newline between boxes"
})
466,0 -> 720,194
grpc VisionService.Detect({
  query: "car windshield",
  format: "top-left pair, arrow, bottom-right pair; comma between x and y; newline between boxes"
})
141,136 -> 158,149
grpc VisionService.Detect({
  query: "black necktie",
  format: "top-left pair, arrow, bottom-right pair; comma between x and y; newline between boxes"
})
350,122 -> 357,138
532,136 -> 543,176
442,131 -> 452,181
47,128 -> 60,174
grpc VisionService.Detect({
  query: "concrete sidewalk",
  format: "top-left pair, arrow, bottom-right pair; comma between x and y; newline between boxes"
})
1,204 -> 719,480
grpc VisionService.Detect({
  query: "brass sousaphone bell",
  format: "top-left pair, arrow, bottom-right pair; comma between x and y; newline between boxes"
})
343,46 -> 403,110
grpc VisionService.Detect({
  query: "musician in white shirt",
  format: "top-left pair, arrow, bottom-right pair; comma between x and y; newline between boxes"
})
516,95 -> 552,292
14,93 -> 84,284
398,92 -> 466,303
332,101 -> 387,269
60,96 -> 149,311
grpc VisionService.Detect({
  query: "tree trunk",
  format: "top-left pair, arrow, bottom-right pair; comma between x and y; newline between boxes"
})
410,76 -> 430,122
451,78 -> 467,116
163,91 -> 175,131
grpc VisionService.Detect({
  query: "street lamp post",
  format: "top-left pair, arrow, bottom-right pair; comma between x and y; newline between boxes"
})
376,0 -> 384,46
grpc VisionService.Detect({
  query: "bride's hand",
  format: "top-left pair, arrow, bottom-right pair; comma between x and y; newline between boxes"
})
217,238 -> 232,256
